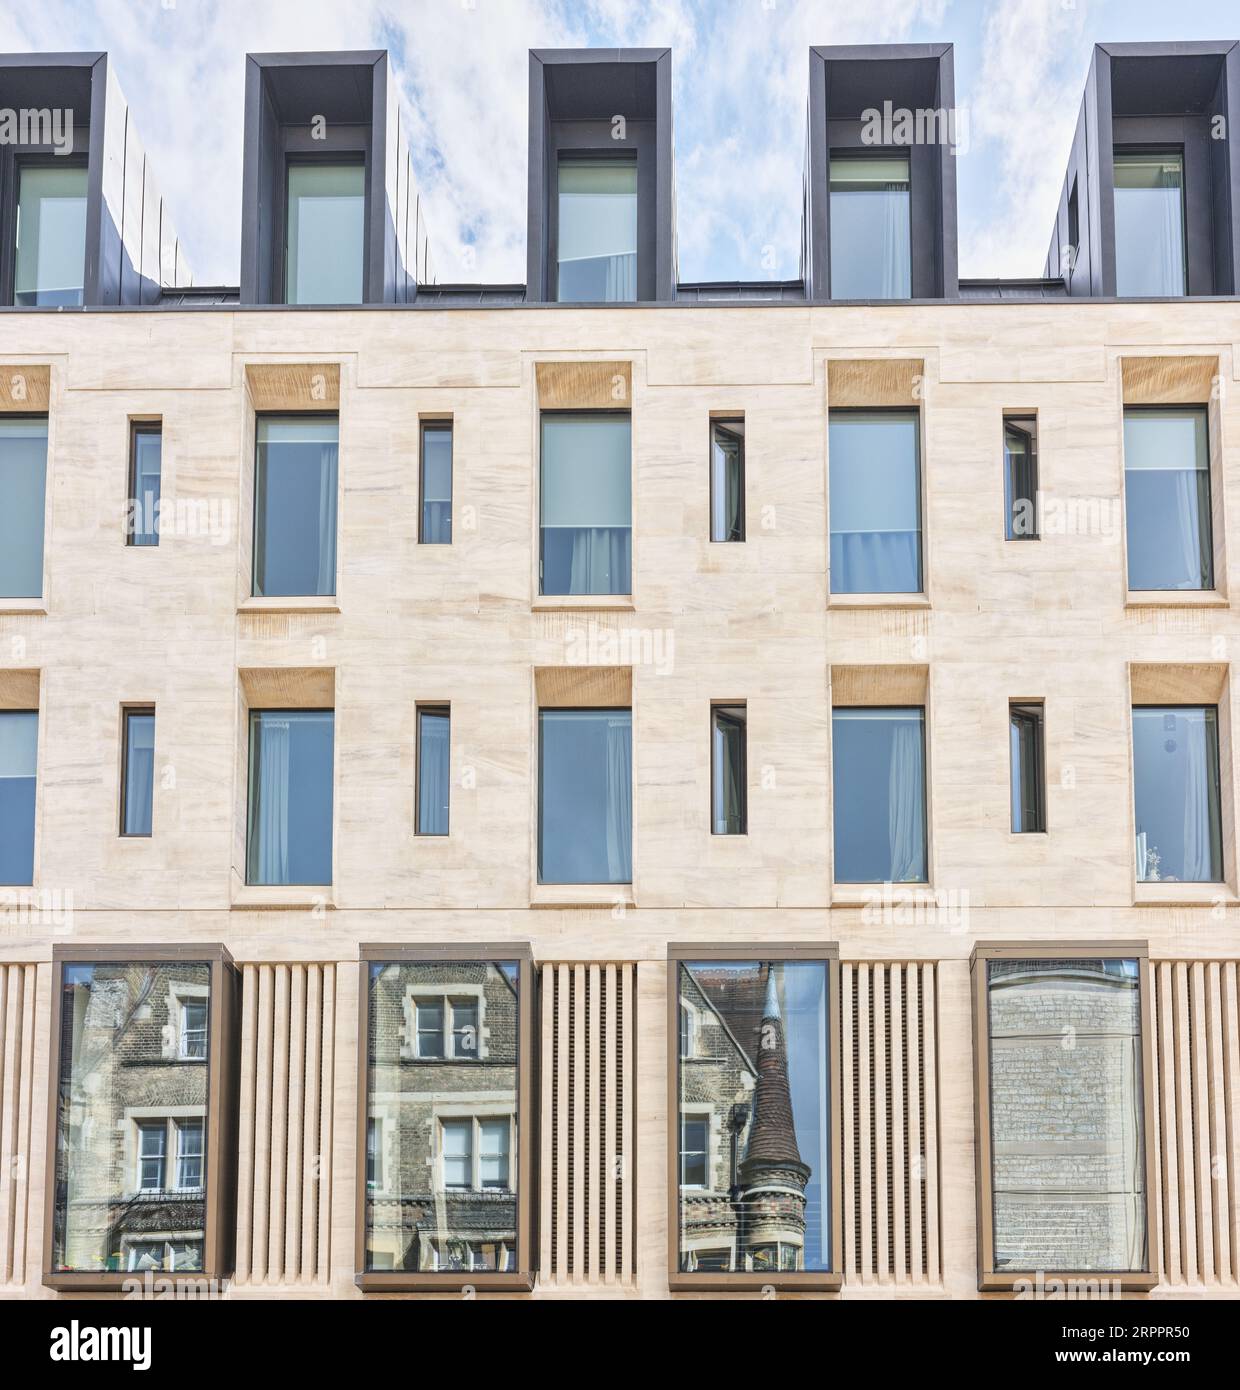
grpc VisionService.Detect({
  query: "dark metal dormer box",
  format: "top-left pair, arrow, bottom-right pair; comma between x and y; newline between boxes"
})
527,48 -> 676,304
1046,42 -> 1240,297
0,51 -> 191,307
803,44 -> 959,302
240,50 -> 434,306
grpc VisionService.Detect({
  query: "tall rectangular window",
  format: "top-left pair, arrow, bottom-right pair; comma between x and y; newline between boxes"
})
419,422 -> 452,544
538,708 -> 632,884
175,1120 -> 204,1190
974,947 -> 1153,1287
829,410 -> 921,594
127,422 -> 162,547
670,947 -> 840,1289
415,705 -> 450,836
253,415 -> 339,597
1003,415 -> 1038,540
0,416 -> 48,597
1123,406 -> 1211,591
360,951 -> 533,1289
0,710 -> 37,886
539,413 -> 631,596
1009,702 -> 1045,833
709,419 -> 744,542
556,157 -> 637,303
829,154 -> 911,299
711,704 -> 747,835
285,162 -> 365,305
832,707 -> 927,883
1132,705 -> 1222,883
1114,150 -> 1185,297
14,162 -> 87,307
120,707 -> 155,837
246,709 -> 334,886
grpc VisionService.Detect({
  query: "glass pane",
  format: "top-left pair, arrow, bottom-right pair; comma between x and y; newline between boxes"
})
832,707 -> 927,882
0,417 -> 48,597
1132,706 -> 1222,883
829,411 -> 921,593
122,711 -> 155,836
451,1000 -> 479,1058
176,1120 -> 204,1190
829,154 -> 910,299
1009,705 -> 1044,833
181,1000 -> 207,1060
128,428 -> 162,547
1114,152 -> 1185,296
253,417 -> 339,597
416,1000 -> 444,1058
52,960 -> 211,1273
14,164 -> 87,307
540,413 -> 632,595
286,163 -> 364,305
0,710 -> 38,886
557,157 -> 637,303
1004,419 -> 1038,539
538,708 -> 632,884
416,709 -> 450,835
364,960 -> 520,1272
710,421 -> 744,542
712,706 -> 747,834
246,709 -> 334,885
420,425 -> 452,544
988,957 -> 1147,1273
677,960 -> 832,1274
1123,408 -> 1211,591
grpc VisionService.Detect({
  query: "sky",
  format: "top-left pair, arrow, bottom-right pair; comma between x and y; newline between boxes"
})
2,0 -> 1236,287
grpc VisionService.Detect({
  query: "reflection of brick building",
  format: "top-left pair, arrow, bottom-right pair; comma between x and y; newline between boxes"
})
365,961 -> 519,1272
679,963 -> 810,1273
54,962 -> 210,1274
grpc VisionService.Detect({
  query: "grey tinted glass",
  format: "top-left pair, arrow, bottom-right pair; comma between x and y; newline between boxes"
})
710,421 -> 744,542
832,707 -> 926,882
286,163 -> 364,305
538,708 -> 631,884
1123,408 -> 1211,591
1114,152 -> 1185,296
0,711 -> 37,885
416,708 -> 450,835
128,426 -> 162,547
14,163 -> 86,307
557,158 -> 637,302
1132,706 -> 1222,883
829,155 -> 910,299
246,709 -> 334,885
0,417 -> 47,597
677,960 -> 831,1273
987,957 -> 1146,1273
540,413 -> 631,595
712,706 -> 746,834
1004,417 -> 1038,539
364,960 -> 520,1272
253,416 -> 338,597
52,961 -> 211,1273
420,425 -> 452,544
829,411 -> 920,593
122,711 -> 155,837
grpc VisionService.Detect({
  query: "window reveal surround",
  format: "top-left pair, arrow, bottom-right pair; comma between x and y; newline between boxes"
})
667,942 -> 843,1293
355,944 -> 535,1293
969,942 -> 1158,1293
43,944 -> 240,1292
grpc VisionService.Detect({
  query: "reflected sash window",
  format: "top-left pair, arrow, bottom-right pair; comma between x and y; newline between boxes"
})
710,419 -> 745,542
419,423 -> 452,543
175,1120 -> 204,1190
14,162 -> 87,307
1009,702 -> 1046,833
253,416 -> 339,597
1123,407 -> 1211,591
557,157 -> 637,303
245,709 -> 334,886
137,1123 -> 166,1191
711,704 -> 747,834
538,708 -> 632,884
832,707 -> 927,883
1004,415 -> 1038,540
829,154 -> 911,299
179,999 -> 207,1060
829,410 -> 921,594
1132,705 -> 1222,883
127,423 -> 162,547
1114,151 -> 1185,297
0,416 -> 48,598
285,162 -> 364,305
415,705 -> 450,835
0,710 -> 38,886
121,708 -> 155,837
540,413 -> 631,596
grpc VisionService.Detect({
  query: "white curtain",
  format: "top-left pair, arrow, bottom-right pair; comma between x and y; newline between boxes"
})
418,718 -> 450,834
887,721 -> 925,882
833,530 -> 920,593
604,716 -> 632,882
256,718 -> 290,884
880,179 -> 911,298
567,526 -> 631,596
317,445 -> 338,595
1179,712 -> 1214,882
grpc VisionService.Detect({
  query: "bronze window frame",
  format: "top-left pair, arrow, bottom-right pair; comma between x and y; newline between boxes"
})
355,943 -> 536,1292
42,943 -> 240,1292
970,940 -> 1159,1293
667,942 -> 843,1292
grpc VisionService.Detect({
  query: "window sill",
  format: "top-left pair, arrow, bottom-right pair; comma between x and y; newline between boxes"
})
238,596 -> 340,615
828,592 -> 930,610
831,883 -> 931,908
532,594 -> 635,613
0,598 -> 47,615
531,883 -> 634,909
1133,882 -> 1235,908
231,884 -> 335,911
1125,590 -> 1228,609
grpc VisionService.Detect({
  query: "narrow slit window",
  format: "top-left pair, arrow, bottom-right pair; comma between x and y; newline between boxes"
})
710,419 -> 745,542
127,422 -> 162,547
121,707 -> 155,837
1003,415 -> 1038,540
1009,702 -> 1045,833
711,704 -> 747,834
419,422 -> 452,544
416,705 -> 450,836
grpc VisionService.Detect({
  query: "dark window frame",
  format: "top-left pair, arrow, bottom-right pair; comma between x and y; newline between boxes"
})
709,417 -> 745,543
126,419 -> 163,547
1003,414 -> 1039,541
1,151 -> 89,308
1008,701 -> 1047,834
710,702 -> 747,835
418,419 -> 453,545
414,702 -> 451,836
119,704 -> 156,838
